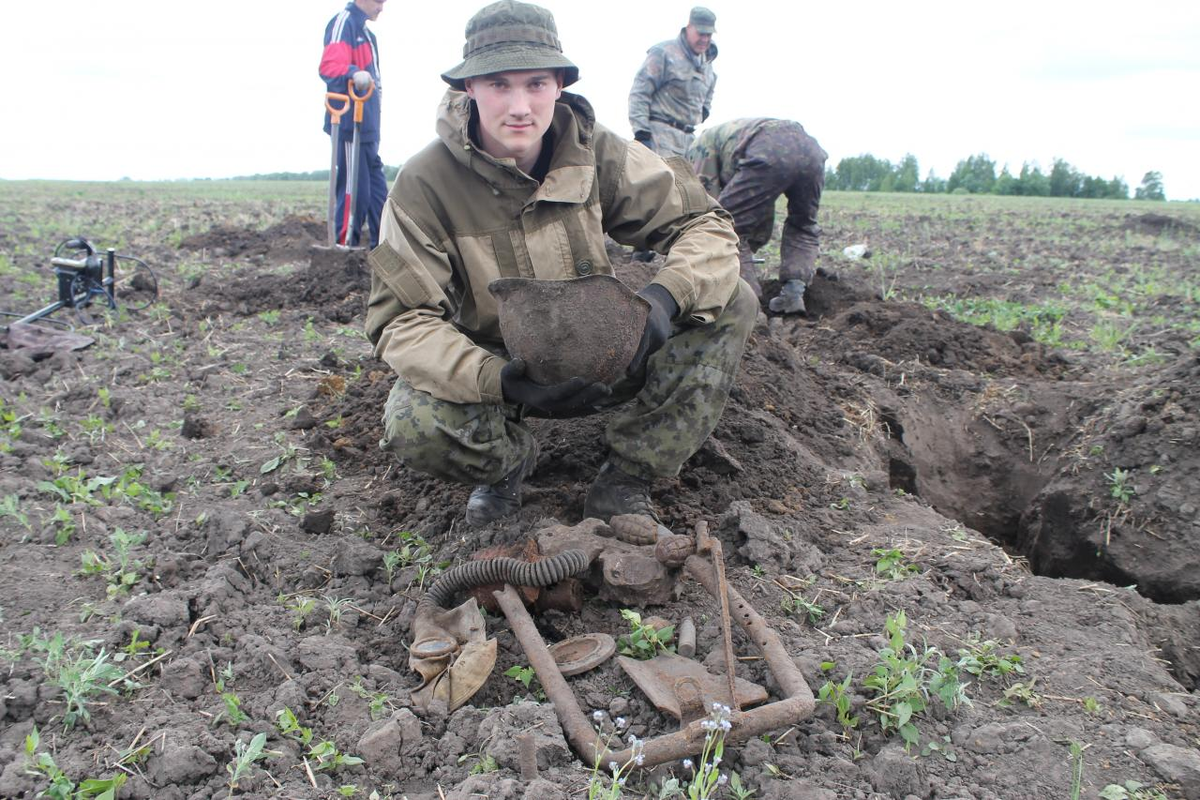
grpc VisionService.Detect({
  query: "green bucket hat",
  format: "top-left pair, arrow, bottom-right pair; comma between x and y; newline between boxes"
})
441,1 -> 579,90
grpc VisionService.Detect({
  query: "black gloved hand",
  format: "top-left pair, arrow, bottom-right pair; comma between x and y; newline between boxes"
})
626,283 -> 678,377
633,130 -> 653,146
501,358 -> 612,416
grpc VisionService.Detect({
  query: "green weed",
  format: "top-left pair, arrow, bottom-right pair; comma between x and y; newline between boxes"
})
226,732 -> 273,793
617,609 -> 675,659
25,726 -> 128,799
873,548 -> 920,581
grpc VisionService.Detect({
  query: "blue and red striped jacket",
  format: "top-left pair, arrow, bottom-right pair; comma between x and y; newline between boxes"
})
320,3 -> 382,143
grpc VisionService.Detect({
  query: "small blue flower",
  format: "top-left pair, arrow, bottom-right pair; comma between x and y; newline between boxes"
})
615,717 -> 627,728
593,710 -> 603,722
609,761 -> 618,772
717,774 -> 729,786
683,758 -> 694,770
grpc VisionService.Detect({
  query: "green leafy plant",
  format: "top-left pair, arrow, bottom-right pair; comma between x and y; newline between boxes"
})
863,611 -> 936,748
817,669 -> 860,733
1068,740 -> 1085,800
873,548 -> 919,581
1000,677 -> 1042,708
458,752 -> 499,775
226,732 -> 273,793
15,629 -> 136,730
78,529 -> 147,599
0,494 -> 32,532
25,726 -> 128,800
1099,781 -> 1168,800
682,703 -> 733,799
617,609 -> 674,659
727,771 -> 757,799
1106,468 -> 1135,505
308,740 -> 365,773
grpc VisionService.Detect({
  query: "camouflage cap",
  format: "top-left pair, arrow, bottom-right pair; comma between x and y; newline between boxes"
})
441,1 -> 579,90
689,6 -> 717,34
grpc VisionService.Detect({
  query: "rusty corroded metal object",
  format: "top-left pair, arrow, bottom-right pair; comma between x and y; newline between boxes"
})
548,633 -> 616,676
677,616 -> 696,658
611,514 -> 658,545
494,520 -> 816,770
617,653 -> 767,719
655,533 -> 695,568
489,275 -> 650,385
696,520 -> 739,712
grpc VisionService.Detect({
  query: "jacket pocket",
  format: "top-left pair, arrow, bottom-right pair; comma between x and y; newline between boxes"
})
368,241 -> 438,309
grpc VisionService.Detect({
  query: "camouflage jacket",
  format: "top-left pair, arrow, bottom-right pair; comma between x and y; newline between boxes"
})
365,90 -> 739,406
628,31 -> 718,136
687,117 -> 775,197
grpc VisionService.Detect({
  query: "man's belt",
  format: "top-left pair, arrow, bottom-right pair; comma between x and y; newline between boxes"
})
649,115 -> 695,134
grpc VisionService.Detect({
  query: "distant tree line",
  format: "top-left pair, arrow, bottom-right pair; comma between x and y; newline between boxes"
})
825,154 -> 1166,201
230,165 -> 402,182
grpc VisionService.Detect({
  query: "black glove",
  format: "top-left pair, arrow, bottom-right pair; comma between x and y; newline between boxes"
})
626,283 -> 678,377
633,130 -> 653,146
501,358 -> 611,416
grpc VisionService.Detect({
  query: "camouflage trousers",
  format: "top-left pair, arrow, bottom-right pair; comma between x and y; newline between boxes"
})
720,120 -> 827,290
379,279 -> 757,487
647,119 -> 696,158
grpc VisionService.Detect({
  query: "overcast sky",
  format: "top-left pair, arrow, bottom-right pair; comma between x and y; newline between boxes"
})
3,1 -> 1198,199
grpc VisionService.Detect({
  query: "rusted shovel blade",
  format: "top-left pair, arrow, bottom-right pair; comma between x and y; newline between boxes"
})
488,275 -> 650,385
617,653 -> 767,720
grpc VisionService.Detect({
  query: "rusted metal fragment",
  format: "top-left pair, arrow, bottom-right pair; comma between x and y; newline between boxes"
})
673,676 -> 706,728
677,616 -> 696,658
548,633 -> 616,676
611,514 -> 658,545
655,533 -> 695,568
617,654 -> 767,719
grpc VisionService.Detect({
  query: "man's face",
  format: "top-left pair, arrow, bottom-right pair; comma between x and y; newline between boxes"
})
684,24 -> 712,55
464,70 -> 563,167
355,0 -> 385,21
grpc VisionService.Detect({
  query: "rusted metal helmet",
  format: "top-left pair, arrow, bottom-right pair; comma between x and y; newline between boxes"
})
489,275 -> 650,385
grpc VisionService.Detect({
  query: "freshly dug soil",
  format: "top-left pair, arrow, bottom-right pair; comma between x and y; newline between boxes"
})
0,193 -> 1197,800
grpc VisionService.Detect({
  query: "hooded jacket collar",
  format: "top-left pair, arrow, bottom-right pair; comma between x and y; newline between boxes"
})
676,29 -> 718,66
435,89 -> 598,204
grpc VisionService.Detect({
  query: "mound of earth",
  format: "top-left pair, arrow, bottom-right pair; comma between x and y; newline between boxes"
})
179,214 -> 326,263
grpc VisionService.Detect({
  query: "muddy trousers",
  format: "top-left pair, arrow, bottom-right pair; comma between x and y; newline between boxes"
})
718,121 -> 827,293
379,279 -> 758,487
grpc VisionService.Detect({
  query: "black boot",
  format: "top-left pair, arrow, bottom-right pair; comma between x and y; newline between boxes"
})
583,462 -> 657,522
465,444 -> 538,527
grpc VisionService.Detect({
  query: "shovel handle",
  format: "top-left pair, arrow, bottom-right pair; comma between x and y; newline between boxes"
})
348,79 -> 375,124
325,92 -> 350,125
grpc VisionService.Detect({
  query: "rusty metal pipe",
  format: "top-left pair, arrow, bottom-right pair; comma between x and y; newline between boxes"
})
685,555 -> 813,703
492,585 -> 607,767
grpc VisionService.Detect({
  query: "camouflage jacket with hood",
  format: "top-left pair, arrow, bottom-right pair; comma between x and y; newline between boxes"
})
365,90 -> 739,406
628,31 -> 718,134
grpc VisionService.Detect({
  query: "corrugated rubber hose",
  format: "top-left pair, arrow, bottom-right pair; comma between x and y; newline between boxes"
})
419,549 -> 591,612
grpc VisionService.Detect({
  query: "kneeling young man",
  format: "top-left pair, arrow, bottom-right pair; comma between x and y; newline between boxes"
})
366,0 -> 757,527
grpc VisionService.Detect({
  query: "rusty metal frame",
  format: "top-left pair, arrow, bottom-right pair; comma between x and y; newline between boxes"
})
492,524 -> 815,769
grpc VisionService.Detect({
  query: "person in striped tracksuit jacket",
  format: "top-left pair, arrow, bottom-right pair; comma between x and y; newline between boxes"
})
320,0 -> 388,247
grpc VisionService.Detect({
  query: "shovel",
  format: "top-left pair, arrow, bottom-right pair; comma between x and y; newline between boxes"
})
341,73 -> 375,247
323,92 -> 350,247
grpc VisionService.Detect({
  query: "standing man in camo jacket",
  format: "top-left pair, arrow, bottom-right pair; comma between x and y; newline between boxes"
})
628,7 -> 718,158
689,118 -> 828,314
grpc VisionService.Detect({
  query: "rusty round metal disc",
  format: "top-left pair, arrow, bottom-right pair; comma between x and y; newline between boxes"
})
548,633 -> 617,677
410,637 -> 457,659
